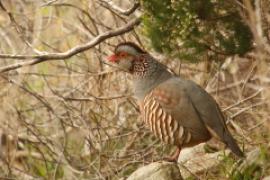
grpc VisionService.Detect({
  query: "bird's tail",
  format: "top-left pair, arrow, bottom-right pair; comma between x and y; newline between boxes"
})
223,131 -> 245,158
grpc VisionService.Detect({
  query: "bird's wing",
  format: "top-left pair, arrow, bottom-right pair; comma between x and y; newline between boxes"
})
181,79 -> 244,157
143,77 -> 210,146
145,77 -> 243,157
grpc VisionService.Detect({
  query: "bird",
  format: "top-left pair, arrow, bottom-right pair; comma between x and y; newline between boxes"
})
107,42 -> 244,162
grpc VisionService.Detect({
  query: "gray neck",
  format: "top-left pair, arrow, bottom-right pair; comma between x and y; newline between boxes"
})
132,55 -> 172,101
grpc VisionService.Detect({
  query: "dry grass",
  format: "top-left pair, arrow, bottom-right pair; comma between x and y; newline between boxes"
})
0,0 -> 269,179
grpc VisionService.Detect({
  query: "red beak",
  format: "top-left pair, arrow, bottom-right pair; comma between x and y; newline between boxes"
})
107,54 -> 118,62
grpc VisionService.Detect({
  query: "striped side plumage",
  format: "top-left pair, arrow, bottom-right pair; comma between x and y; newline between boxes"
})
142,91 -> 192,146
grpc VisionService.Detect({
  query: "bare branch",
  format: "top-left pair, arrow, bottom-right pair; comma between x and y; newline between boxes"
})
40,0 -> 59,7
0,18 -> 141,73
63,94 -> 131,101
98,0 -> 140,16
223,88 -> 263,111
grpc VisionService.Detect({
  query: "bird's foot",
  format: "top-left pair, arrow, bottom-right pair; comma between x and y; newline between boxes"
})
162,156 -> 178,163
159,147 -> 181,163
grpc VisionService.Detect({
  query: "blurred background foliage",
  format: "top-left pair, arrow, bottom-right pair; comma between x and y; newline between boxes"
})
142,0 -> 253,62
0,0 -> 269,179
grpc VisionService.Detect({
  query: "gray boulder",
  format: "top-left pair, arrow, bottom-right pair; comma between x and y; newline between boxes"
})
126,162 -> 182,180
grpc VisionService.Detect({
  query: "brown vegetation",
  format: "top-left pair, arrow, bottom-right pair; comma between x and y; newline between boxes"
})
0,0 -> 269,179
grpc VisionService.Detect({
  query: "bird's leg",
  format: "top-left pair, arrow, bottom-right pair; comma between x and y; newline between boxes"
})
164,147 -> 181,162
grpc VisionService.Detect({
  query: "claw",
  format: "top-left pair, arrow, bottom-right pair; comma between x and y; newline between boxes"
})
162,147 -> 181,163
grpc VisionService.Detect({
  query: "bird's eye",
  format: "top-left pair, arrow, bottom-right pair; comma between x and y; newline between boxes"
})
119,52 -> 126,57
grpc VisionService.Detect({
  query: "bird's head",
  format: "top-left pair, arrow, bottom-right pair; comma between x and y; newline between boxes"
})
107,42 -> 146,72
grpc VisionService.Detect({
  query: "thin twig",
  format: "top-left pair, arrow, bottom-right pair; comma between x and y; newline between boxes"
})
223,88 -> 263,112
63,94 -> 131,101
0,18 -> 141,73
229,101 -> 266,119
98,0 -> 140,16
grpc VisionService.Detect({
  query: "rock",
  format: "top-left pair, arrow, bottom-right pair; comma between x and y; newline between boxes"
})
178,143 -> 229,178
237,148 -> 260,173
127,143 -> 251,179
127,162 -> 183,180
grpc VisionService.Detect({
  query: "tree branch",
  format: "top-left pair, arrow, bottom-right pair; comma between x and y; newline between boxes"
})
0,18 -> 141,73
98,0 -> 140,16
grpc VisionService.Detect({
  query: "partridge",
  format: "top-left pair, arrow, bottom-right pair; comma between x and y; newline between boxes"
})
107,42 -> 244,162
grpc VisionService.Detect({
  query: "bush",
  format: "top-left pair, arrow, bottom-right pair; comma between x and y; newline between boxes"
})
142,0 -> 253,62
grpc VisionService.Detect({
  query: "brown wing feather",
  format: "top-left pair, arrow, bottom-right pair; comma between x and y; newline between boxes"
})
141,76 -> 244,157
142,78 -> 211,147
181,79 -> 244,157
